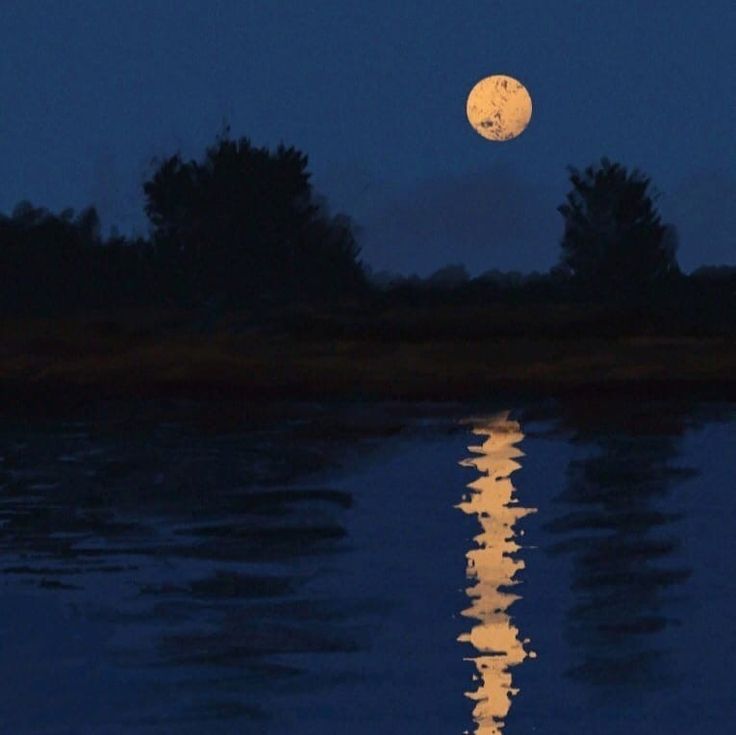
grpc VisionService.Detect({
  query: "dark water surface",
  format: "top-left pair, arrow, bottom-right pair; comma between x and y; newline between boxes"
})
0,400 -> 734,734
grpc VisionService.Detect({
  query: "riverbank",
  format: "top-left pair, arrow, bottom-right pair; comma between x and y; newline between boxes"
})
2,310 -> 736,409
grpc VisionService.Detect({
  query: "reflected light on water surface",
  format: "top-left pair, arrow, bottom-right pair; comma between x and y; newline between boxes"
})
458,412 -> 536,735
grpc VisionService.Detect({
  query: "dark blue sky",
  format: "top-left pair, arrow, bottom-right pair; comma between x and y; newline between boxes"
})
1,1 -> 734,274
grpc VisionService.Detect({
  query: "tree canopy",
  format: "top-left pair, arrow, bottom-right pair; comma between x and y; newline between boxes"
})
143,131 -> 365,306
0,202 -> 154,314
558,158 -> 679,297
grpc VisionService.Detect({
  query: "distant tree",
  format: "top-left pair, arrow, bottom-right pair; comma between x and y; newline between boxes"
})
426,264 -> 470,288
0,202 -> 95,313
476,269 -> 525,287
0,201 -> 154,314
143,129 -> 365,306
557,158 -> 679,297
692,265 -> 736,281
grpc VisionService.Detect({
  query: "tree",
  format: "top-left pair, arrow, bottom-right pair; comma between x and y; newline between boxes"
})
0,201 -> 155,314
0,202 -> 98,313
557,158 -> 679,296
143,129 -> 364,306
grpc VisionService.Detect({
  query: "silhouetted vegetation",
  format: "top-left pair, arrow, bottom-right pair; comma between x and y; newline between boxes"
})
2,143 -> 736,404
557,158 -> 680,299
0,130 -> 364,317
0,201 -> 154,315
144,129 -> 365,309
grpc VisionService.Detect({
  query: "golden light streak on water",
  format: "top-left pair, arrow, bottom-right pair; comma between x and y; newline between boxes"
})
458,412 -> 537,735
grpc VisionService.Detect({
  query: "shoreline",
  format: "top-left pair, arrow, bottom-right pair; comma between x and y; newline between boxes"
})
3,332 -> 736,413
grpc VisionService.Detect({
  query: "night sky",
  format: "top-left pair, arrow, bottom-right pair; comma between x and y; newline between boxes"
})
2,1 -> 734,275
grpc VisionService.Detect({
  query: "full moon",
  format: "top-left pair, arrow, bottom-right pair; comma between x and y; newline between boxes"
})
466,75 -> 532,142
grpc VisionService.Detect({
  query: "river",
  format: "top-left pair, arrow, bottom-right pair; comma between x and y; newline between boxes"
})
0,399 -> 733,733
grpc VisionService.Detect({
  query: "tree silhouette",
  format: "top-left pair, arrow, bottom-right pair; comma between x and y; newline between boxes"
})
0,201 -> 155,314
143,130 -> 364,307
558,159 -> 679,297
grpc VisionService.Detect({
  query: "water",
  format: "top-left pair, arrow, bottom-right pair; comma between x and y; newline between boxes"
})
0,399 -> 734,733
458,414 -> 536,734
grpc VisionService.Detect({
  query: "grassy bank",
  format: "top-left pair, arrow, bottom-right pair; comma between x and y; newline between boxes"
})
2,306 -> 736,408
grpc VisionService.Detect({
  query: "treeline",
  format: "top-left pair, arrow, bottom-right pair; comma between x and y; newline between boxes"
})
367,159 -> 736,334
0,130 -> 365,316
1,137 -> 735,332
0,202 -> 155,314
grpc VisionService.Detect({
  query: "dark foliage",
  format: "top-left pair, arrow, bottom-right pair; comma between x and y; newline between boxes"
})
558,159 -> 680,298
0,131 -> 365,317
0,202 -> 154,315
143,130 -> 365,307
1,145 -> 734,338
